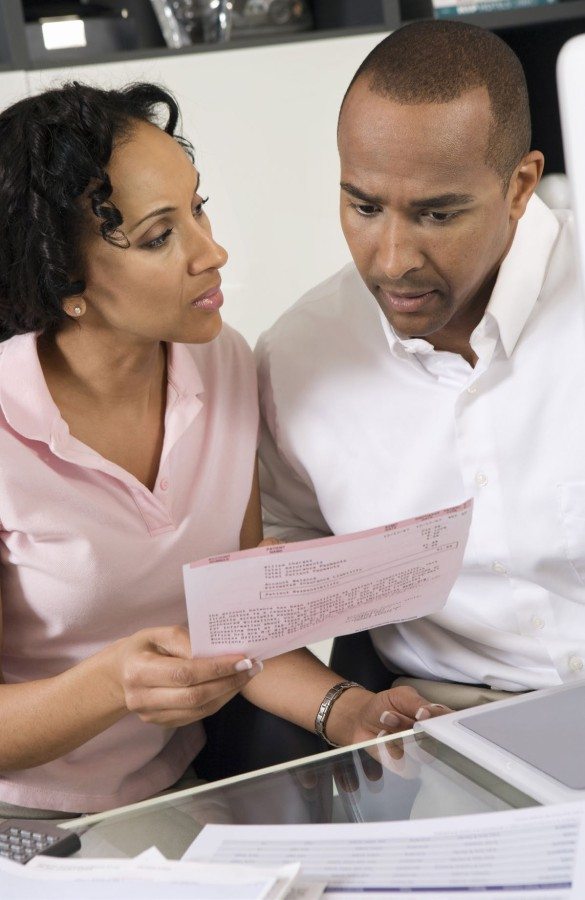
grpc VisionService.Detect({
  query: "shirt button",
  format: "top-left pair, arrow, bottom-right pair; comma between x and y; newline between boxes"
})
531,616 -> 545,630
492,561 -> 507,575
467,385 -> 478,394
475,472 -> 488,487
569,656 -> 584,673
160,478 -> 169,491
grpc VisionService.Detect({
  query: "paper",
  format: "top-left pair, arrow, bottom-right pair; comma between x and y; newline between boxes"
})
185,801 -> 585,898
184,499 -> 472,659
1,854 -> 299,900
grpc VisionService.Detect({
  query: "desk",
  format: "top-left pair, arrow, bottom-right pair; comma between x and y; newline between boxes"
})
69,729 -> 539,860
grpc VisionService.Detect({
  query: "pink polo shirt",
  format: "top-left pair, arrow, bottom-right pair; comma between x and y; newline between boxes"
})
0,325 -> 258,813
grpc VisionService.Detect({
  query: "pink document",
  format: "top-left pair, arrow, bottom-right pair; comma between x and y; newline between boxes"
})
184,499 -> 473,660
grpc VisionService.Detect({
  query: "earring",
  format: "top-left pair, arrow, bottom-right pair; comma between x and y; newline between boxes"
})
66,299 -> 85,319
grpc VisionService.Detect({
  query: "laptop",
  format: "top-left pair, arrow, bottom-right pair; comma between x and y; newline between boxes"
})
416,680 -> 585,804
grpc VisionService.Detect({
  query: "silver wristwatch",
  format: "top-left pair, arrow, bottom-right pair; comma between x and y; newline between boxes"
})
314,681 -> 362,747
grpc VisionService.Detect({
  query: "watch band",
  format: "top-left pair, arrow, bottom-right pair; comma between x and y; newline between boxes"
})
314,681 -> 362,748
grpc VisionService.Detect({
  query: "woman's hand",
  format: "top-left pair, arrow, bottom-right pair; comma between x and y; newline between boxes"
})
109,626 -> 263,727
325,684 -> 451,747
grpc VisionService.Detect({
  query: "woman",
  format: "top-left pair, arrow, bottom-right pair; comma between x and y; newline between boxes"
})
0,82 -> 438,819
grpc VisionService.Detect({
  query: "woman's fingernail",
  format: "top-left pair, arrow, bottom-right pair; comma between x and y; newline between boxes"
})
429,703 -> 451,712
380,711 -> 401,728
377,729 -> 388,739
415,706 -> 432,721
234,658 -> 253,672
248,660 -> 264,678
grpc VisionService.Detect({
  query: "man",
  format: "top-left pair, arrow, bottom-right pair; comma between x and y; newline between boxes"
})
257,20 -> 585,713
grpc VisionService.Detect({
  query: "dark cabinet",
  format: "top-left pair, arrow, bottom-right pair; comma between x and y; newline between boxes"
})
1,0 -> 584,172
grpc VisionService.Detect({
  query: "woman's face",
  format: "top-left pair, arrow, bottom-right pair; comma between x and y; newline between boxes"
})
78,119 -> 227,346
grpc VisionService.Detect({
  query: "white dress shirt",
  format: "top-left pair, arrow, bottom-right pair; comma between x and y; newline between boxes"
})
256,195 -> 585,692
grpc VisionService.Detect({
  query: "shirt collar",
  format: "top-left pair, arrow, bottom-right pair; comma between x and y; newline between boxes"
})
166,340 -> 204,403
0,332 -> 61,443
378,194 -> 561,361
485,193 -> 560,357
162,342 -> 204,458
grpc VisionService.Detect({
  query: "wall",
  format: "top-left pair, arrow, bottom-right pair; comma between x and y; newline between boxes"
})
0,70 -> 28,107
1,33 -> 386,348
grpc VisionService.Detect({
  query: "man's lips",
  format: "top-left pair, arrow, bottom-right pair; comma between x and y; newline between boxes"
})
378,287 -> 439,313
191,284 -> 223,311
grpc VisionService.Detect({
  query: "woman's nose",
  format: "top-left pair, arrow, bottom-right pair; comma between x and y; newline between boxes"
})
187,224 -> 228,275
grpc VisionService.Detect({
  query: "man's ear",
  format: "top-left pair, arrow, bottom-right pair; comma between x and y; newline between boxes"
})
508,150 -> 545,221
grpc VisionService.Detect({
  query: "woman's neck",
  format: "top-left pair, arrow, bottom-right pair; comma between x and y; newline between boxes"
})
38,323 -> 167,413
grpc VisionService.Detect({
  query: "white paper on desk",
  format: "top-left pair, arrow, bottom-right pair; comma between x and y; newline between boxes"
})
185,800 -> 585,898
9,854 -> 299,900
129,849 -> 324,900
184,499 -> 472,659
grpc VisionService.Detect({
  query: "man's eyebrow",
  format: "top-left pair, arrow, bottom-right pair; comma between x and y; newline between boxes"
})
409,192 -> 475,209
340,183 -> 475,210
128,171 -> 201,234
340,182 -> 385,205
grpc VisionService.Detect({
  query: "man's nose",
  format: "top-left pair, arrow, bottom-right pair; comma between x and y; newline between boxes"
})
377,220 -> 424,280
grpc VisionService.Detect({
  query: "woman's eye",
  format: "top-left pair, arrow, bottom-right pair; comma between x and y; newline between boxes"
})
141,195 -> 209,249
352,203 -> 380,217
193,196 -> 209,217
144,227 -> 173,250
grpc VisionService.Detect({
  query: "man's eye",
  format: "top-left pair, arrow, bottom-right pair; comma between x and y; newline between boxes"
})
352,203 -> 380,217
425,211 -> 458,224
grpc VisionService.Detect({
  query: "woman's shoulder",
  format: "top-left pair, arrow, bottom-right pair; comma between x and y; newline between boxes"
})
186,323 -> 255,377
174,324 -> 257,412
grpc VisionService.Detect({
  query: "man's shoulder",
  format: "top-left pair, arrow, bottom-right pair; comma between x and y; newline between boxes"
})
257,262 -> 370,355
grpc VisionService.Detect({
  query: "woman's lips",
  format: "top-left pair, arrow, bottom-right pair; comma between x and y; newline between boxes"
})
379,288 -> 438,313
191,286 -> 224,311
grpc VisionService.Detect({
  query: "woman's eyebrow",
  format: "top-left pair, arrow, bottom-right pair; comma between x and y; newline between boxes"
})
127,172 -> 202,234
128,204 -> 177,233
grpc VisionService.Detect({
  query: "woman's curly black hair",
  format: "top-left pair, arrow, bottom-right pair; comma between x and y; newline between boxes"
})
0,81 -> 194,340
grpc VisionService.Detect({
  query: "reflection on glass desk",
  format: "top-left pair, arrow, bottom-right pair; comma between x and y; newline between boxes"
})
67,729 -> 539,860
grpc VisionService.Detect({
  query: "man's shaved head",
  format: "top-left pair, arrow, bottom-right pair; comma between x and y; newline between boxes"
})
341,20 -> 531,186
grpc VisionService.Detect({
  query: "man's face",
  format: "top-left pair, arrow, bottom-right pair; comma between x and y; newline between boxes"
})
338,81 -> 519,341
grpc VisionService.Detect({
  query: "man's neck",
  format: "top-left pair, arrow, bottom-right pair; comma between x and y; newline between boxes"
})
425,271 -> 499,367
430,331 -> 479,367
